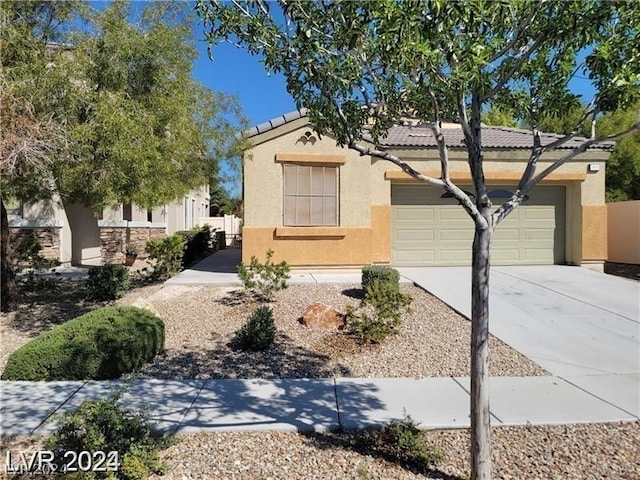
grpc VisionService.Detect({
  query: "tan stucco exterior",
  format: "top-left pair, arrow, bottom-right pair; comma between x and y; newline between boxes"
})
607,201 -> 640,264
242,119 -> 611,269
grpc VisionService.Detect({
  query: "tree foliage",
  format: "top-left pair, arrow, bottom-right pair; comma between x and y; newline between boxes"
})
0,0 -> 245,311
1,0 -> 244,211
198,2 -> 640,478
598,103 -> 640,202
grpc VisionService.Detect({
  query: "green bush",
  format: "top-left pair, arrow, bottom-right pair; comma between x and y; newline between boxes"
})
362,265 -> 400,292
145,234 -> 186,280
45,391 -> 172,479
86,264 -> 131,300
350,413 -> 445,473
14,231 -> 61,271
234,306 -> 276,351
1,306 -> 164,381
176,225 -> 213,267
346,280 -> 413,344
237,249 -> 290,301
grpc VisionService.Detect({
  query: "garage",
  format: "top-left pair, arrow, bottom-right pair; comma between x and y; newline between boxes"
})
391,184 -> 566,266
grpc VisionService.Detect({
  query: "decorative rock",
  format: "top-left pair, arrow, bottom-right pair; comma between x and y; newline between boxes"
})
302,302 -> 346,329
131,298 -> 161,318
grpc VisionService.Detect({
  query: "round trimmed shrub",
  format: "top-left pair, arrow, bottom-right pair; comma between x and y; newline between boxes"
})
1,306 -> 164,381
362,265 -> 400,292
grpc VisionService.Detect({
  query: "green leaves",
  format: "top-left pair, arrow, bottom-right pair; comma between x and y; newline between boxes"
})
199,0 -> 639,143
2,0 -> 245,213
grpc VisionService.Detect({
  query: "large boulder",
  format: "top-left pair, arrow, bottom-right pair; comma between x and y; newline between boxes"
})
302,302 -> 346,329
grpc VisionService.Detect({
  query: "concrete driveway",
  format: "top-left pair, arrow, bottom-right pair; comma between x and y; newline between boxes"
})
397,265 -> 640,417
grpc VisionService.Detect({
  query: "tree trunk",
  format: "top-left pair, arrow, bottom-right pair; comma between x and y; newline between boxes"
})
470,221 -> 492,480
1,197 -> 17,312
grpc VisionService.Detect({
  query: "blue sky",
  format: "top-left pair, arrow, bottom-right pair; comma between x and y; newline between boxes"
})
191,35 -> 597,131
193,37 -> 297,128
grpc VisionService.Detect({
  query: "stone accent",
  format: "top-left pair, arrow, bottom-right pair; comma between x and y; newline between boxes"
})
9,227 -> 61,266
127,227 -> 165,259
302,302 -> 346,329
99,225 -> 166,264
99,227 -> 127,264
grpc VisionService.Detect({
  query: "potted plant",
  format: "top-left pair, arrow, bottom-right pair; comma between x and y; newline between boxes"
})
124,243 -> 138,266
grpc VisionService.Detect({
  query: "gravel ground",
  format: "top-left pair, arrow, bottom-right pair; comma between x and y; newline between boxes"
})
1,278 -> 638,479
128,283 -> 547,379
3,421 -> 638,479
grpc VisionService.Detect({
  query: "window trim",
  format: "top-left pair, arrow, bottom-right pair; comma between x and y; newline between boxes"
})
282,163 -> 339,227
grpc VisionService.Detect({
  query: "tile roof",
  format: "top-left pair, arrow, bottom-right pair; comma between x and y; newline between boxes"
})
244,109 -> 614,151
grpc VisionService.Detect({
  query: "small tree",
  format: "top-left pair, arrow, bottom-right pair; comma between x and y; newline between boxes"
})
199,2 -> 640,478
237,249 -> 290,302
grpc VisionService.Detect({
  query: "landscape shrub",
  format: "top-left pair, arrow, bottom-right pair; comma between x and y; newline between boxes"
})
346,280 -> 413,344
1,306 -> 164,381
145,234 -> 186,280
86,264 -> 130,300
14,231 -> 61,271
350,413 -> 445,473
237,249 -> 290,301
361,265 -> 400,292
45,391 -> 172,479
234,306 -> 276,351
176,225 -> 213,267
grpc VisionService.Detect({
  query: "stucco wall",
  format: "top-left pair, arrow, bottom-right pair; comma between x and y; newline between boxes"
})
607,201 -> 640,264
243,121 -> 609,267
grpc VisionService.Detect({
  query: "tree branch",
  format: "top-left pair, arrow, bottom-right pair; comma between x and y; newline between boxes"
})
493,122 -> 640,227
483,37 -> 544,101
486,6 -> 541,64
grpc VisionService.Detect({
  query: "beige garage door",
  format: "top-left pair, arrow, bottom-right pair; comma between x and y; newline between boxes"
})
391,185 -> 565,266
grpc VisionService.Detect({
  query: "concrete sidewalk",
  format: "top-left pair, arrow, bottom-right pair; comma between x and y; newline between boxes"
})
165,249 -> 412,285
2,375 -> 637,438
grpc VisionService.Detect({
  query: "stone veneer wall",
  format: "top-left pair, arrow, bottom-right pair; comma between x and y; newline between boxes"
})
9,227 -> 61,265
126,226 -> 166,259
99,227 -> 127,264
98,222 -> 167,264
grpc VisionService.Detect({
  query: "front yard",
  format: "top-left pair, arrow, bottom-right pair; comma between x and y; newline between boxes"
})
1,277 -> 638,479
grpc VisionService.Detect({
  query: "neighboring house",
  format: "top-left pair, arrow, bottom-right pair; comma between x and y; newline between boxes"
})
241,109 -> 612,271
8,185 -> 210,266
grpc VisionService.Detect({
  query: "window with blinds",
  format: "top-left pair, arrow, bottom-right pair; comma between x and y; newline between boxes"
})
283,164 -> 338,226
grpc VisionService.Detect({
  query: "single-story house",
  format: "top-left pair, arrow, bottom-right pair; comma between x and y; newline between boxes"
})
241,109 -> 611,271
7,185 -> 210,266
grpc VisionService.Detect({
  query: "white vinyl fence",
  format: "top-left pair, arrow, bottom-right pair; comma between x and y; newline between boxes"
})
199,215 -> 242,247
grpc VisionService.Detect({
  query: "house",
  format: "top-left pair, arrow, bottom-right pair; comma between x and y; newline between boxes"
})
7,185 -> 210,266
240,109 -> 611,271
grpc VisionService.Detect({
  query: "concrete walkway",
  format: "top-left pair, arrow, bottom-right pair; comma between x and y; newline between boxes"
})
2,374 -> 636,438
2,254 -> 638,438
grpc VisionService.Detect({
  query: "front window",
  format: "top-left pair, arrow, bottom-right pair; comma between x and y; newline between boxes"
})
283,164 -> 338,226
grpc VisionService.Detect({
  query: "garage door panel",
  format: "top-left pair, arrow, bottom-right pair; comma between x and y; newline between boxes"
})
440,250 -> 472,262
396,230 -> 435,242
522,207 -> 555,220
524,229 -> 554,240
439,229 -> 474,241
394,250 -> 436,264
391,185 -> 565,266
395,207 -> 435,222
437,209 -> 470,221
493,228 -> 519,240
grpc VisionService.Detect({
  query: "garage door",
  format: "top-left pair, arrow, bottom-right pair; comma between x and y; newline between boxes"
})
391,185 -> 565,266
